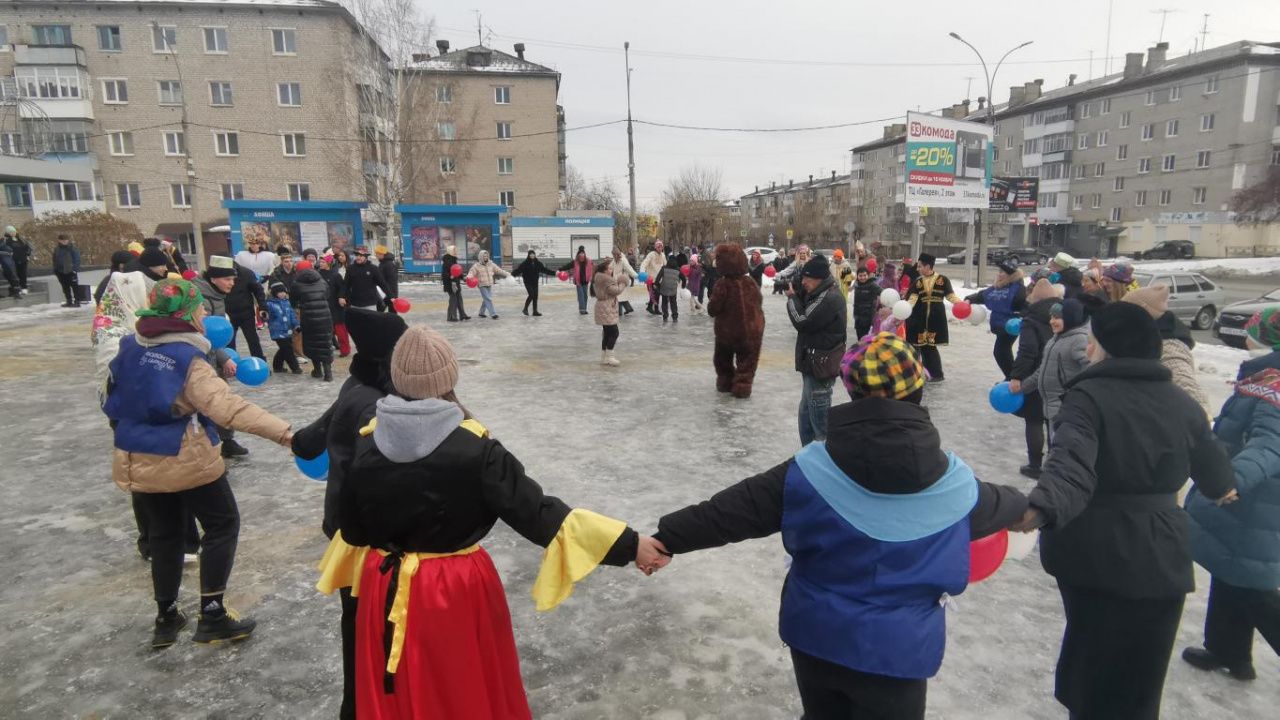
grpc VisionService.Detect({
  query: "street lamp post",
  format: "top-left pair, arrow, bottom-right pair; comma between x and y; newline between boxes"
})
948,33 -> 1032,286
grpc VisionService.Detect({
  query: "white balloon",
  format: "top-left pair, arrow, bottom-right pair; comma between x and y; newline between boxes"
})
879,288 -> 901,306
1005,529 -> 1039,561
891,299 -> 913,320
968,304 -> 988,324
678,288 -> 692,301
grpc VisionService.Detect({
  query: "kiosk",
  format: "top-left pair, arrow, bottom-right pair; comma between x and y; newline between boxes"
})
398,204 -> 505,274
511,216 -> 614,264
223,200 -> 368,255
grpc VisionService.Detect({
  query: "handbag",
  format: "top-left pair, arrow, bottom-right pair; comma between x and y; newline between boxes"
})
805,341 -> 845,380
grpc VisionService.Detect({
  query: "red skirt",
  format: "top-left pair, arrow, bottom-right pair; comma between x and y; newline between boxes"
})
355,547 -> 531,720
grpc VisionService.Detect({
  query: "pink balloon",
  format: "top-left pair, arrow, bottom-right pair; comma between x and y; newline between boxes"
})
465,277 -> 479,289
764,265 -> 777,278
969,529 -> 1009,583
449,264 -> 463,278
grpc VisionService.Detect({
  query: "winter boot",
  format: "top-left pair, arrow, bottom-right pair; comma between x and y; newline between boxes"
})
1182,647 -> 1257,681
323,363 -> 333,382
311,365 -> 323,379
221,438 -> 249,458
192,605 -> 256,644
600,351 -> 609,366
152,609 -> 188,649
604,351 -> 621,367
1019,465 -> 1042,479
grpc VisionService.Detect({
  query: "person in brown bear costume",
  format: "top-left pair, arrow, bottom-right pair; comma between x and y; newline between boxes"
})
707,242 -> 765,398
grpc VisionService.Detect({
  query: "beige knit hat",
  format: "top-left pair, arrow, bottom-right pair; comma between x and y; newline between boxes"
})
390,325 -> 459,400
1122,283 -> 1169,319
1027,278 -> 1062,304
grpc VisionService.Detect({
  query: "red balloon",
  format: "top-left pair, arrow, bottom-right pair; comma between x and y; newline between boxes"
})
764,265 -> 777,278
556,270 -> 569,282
895,323 -> 907,340
866,258 -> 878,274
680,264 -> 691,277
181,270 -> 198,280
645,276 -> 655,287
449,264 -> 463,278
968,529 -> 1009,583
392,297 -> 411,313
465,276 -> 479,289
951,300 -> 972,319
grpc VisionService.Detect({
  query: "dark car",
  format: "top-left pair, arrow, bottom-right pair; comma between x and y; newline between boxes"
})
946,248 -> 983,265
989,245 -> 1050,267
1136,240 -> 1195,260
1214,287 -> 1280,348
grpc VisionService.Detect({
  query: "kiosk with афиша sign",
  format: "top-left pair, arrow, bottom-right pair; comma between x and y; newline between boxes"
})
223,200 -> 368,255
397,204 -> 505,275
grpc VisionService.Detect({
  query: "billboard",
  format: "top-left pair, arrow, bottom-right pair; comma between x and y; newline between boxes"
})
511,216 -> 614,261
903,111 -> 993,209
989,177 -> 1039,213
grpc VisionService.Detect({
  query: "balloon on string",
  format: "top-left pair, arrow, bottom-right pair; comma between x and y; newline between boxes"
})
951,300 -> 972,320
969,529 -> 1009,583
679,288 -> 692,301
968,304 -> 988,325
203,315 -> 234,349
465,277 -> 479,289
235,356 -> 270,386
988,382 -> 1024,414
557,270 -> 570,282
450,264 -> 463,278
764,266 -> 777,278
1005,529 -> 1039,561
295,450 -> 329,481
1005,317 -> 1022,336
880,288 -> 901,306
680,264 -> 691,277
891,300 -> 913,321
392,297 -> 411,313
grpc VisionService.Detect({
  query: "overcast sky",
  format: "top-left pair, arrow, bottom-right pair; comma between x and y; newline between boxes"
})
425,0 -> 1279,209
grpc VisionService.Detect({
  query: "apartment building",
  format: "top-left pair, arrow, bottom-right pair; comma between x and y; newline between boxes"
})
738,171 -> 853,249
399,40 -> 566,257
0,0 -> 390,255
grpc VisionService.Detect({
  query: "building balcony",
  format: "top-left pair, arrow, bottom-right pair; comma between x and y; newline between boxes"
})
18,97 -> 94,120
13,44 -> 89,67
1021,152 -> 1043,167
1040,178 -> 1071,194
32,198 -> 104,219
1036,204 -> 1072,223
1024,118 -> 1073,140
1042,149 -> 1072,164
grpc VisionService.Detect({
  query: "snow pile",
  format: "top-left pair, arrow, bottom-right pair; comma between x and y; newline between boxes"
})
1134,256 -> 1280,279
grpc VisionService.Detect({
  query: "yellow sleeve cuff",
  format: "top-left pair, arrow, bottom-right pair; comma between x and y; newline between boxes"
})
315,530 -> 370,597
531,508 -> 627,612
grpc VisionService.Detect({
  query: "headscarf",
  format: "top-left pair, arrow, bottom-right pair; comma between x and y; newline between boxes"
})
135,278 -> 204,322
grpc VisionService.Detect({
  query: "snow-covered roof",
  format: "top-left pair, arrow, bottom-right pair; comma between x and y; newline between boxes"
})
8,0 -> 344,8
410,45 -> 559,79
741,174 -> 852,199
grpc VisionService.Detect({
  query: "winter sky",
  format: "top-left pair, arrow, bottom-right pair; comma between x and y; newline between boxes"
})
425,0 -> 1279,207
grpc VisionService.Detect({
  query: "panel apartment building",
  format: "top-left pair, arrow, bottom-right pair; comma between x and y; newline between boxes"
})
0,0 -> 391,255
738,171 -> 853,249
850,40 -> 1280,258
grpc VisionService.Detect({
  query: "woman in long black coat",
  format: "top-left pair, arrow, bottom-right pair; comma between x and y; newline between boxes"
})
1007,279 -> 1059,479
290,263 -> 335,381
510,250 -> 555,316
441,246 -> 469,322
1014,301 -> 1237,720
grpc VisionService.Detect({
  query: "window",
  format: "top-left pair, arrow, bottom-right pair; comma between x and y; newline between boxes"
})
439,156 -> 456,174
1193,187 -> 1207,205
32,25 -> 71,45
1273,146 -> 1280,166
0,133 -> 20,155
1166,119 -> 1179,137
1159,189 -> 1172,206
1162,154 -> 1176,172
0,26 -> 7,51
1073,164 -> 1087,179
1002,160 -> 1011,173
497,157 -> 513,175
1023,138 -> 1041,154
107,131 -> 133,156
435,84 -> 452,103
271,29 -> 297,55
1139,157 -> 1152,174
209,81 -> 233,106
16,67 -> 85,99
1077,134 -> 1088,150
437,122 -> 455,140
158,80 -> 183,105
1110,207 -> 1122,222
48,181 -> 93,201
162,131 -> 186,156
1139,123 -> 1154,141
38,121 -> 89,152
499,190 -> 515,207
494,86 -> 511,104
287,183 -> 311,201
1135,190 -> 1147,207
5,184 -> 31,208
171,183 -> 192,208
101,79 -> 128,104
1120,111 -> 1131,128
116,183 -> 141,208
214,131 -> 239,156
1091,193 -> 1102,209
1196,150 -> 1211,168
98,25 -> 122,51
1101,98 -> 1112,114
203,27 -> 228,53
1096,131 -> 1108,147
1169,85 -> 1181,101
442,190 -> 458,205
1200,113 -> 1215,132
1005,135 -> 1013,149
281,132 -> 306,157
1205,74 -> 1219,93
1144,90 -> 1156,106
277,82 -> 302,107
1073,195 -> 1083,210
497,122 -> 512,140
1095,162 -> 1106,177
1116,144 -> 1128,160
1114,176 -> 1125,192
1080,103 -> 1091,119
1040,193 -> 1059,208
152,25 -> 177,53
221,183 -> 244,201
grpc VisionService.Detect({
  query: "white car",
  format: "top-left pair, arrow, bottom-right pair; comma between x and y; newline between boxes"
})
743,246 -> 779,265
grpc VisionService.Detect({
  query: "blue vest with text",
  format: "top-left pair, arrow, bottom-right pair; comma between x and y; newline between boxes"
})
983,283 -> 1021,330
103,335 -> 219,456
779,443 -> 977,680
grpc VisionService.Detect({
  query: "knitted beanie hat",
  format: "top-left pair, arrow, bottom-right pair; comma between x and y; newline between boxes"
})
1245,307 -> 1280,350
841,332 -> 926,400
801,256 -> 830,280
1121,283 -> 1170,319
1051,299 -> 1088,330
391,325 -> 459,400
1027,278 -> 1062,303
1091,301 -> 1162,360
1103,262 -> 1134,283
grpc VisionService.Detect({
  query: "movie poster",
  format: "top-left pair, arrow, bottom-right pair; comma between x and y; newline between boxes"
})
411,225 -> 439,262
438,226 -> 458,260
270,222 -> 301,252
240,221 -> 271,248
459,225 -> 492,260
327,222 -> 354,251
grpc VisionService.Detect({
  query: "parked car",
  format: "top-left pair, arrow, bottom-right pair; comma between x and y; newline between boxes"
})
946,248 -> 983,265
1135,240 -> 1195,260
743,246 -> 779,265
1214,287 -> 1280,348
990,245 -> 1051,267
1132,271 -> 1226,330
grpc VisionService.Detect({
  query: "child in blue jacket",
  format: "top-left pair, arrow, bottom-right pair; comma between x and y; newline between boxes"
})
267,281 -> 301,373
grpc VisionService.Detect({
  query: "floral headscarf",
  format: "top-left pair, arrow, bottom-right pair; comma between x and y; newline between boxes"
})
135,278 -> 204,321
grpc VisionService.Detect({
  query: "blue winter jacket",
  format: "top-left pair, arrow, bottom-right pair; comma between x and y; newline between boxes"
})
1187,358 -> 1280,590
967,278 -> 1026,332
266,297 -> 299,341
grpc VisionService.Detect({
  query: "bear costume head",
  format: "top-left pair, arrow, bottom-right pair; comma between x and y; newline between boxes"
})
714,242 -> 748,278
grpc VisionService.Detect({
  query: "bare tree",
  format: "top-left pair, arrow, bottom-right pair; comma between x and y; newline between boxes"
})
1230,166 -> 1280,225
20,210 -> 144,266
660,164 -> 726,248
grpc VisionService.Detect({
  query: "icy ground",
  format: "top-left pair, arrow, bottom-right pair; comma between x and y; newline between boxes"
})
0,282 -> 1275,719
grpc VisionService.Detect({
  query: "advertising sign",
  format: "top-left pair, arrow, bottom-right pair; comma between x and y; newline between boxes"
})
904,111 -> 993,209
989,177 -> 1039,213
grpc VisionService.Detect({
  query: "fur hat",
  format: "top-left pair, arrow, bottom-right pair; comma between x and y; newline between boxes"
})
1051,252 -> 1076,270
391,325 -> 459,400
801,256 -> 830,280
139,247 -> 170,268
1122,284 -> 1170,319
207,255 -> 237,279
1091,301 -> 1162,360
841,332 -> 926,400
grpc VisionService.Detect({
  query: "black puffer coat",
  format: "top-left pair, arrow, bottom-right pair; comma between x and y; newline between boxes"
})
1010,298 -> 1056,421
290,268 -> 334,362
320,268 -> 346,323
379,255 -> 400,299
224,264 -> 265,321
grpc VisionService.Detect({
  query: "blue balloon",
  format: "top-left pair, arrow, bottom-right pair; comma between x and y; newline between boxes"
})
295,450 -> 329,481
637,272 -> 649,283
203,315 -> 233,349
235,356 -> 270,386
1049,272 -> 1061,283
1005,317 -> 1022,336
221,348 -> 241,364
989,382 -> 1025,414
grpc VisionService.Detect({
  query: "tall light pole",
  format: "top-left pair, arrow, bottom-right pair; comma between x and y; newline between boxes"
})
152,21 -> 205,269
948,33 -> 1032,286
624,42 -> 638,254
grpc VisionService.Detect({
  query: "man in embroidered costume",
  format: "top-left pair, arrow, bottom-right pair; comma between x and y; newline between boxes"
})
317,324 -> 666,719
650,332 -> 1028,719
905,253 -> 963,382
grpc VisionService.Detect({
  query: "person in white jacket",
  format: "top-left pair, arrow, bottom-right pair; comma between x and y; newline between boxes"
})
466,250 -> 510,319
611,247 -> 638,315
234,238 -> 278,279
640,240 -> 668,314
